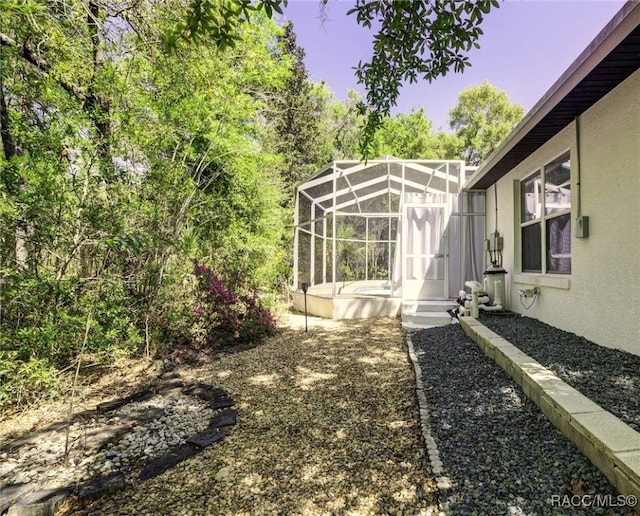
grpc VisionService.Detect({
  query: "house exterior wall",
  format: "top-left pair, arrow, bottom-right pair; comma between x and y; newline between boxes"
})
487,68 -> 640,355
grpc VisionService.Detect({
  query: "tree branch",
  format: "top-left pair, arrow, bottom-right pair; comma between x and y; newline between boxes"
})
0,30 -> 86,102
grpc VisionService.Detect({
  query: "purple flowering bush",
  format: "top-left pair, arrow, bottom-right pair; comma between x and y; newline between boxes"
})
193,261 -> 276,347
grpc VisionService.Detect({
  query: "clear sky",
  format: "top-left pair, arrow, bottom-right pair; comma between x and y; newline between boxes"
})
279,0 -> 627,132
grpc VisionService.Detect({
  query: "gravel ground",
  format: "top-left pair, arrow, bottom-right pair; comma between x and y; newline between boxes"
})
411,323 -> 636,515
4,312 -> 637,515
82,317 -> 437,515
0,393 -> 215,491
480,314 -> 640,432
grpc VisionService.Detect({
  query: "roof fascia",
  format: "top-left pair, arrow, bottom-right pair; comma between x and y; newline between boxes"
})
465,1 -> 640,190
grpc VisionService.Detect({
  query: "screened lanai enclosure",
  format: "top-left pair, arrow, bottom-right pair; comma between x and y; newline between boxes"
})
293,157 -> 487,319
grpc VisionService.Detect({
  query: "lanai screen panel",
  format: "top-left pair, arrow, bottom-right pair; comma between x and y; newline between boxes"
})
294,158 -> 474,297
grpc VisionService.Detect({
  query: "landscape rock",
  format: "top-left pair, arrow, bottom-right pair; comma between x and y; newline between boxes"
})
208,408 -> 237,428
214,467 -> 232,482
78,472 -> 126,501
209,397 -> 234,410
0,483 -> 35,513
1,381 -> 234,514
186,428 -> 226,449
6,487 -> 70,516
96,389 -> 154,413
138,443 -> 200,482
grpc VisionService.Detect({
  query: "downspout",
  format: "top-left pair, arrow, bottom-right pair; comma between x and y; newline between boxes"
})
574,115 -> 589,238
494,183 -> 499,235
575,115 -> 583,218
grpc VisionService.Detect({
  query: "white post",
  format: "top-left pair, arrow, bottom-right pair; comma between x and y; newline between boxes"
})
331,163 -> 337,297
471,290 -> 479,318
310,202 -> 315,286
293,188 -> 300,290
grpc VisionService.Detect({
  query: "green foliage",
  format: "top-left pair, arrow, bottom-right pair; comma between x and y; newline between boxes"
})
0,352 -> 61,410
348,0 -> 500,156
326,89 -> 367,160
355,83 -> 522,165
264,22 -> 332,203
0,272 -> 140,363
164,0 -> 289,50
166,0 -> 500,158
368,109 -> 461,160
449,81 -> 524,165
0,2 -> 293,409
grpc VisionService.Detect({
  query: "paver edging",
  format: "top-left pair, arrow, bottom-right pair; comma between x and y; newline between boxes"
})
405,333 -> 448,515
459,316 -> 640,510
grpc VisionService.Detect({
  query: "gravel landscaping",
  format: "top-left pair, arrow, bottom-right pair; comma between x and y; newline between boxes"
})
481,313 -> 640,432
81,316 -> 437,515
411,323 -> 636,515
3,313 -> 637,515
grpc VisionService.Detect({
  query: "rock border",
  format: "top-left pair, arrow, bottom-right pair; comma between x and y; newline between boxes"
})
406,332 -> 449,516
1,374 -> 237,515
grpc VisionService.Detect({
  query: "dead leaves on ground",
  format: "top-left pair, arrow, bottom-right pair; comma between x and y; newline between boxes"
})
90,318 -> 437,515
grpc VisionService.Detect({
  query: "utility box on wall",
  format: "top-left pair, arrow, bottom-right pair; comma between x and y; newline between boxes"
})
575,216 -> 589,238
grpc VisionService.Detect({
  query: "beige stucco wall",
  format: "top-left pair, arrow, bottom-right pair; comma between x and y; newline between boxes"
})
487,69 -> 640,355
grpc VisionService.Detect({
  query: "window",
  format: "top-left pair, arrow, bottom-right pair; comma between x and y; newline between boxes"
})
520,153 -> 571,273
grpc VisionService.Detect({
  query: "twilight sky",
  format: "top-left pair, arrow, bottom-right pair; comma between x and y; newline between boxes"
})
279,0 -> 626,132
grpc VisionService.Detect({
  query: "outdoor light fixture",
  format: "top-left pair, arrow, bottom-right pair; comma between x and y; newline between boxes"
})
301,282 -> 309,332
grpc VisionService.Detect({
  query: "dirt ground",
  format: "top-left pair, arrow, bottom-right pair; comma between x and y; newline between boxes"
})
1,313 -> 438,515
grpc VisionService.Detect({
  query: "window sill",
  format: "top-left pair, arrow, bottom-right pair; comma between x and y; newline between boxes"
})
513,274 -> 570,290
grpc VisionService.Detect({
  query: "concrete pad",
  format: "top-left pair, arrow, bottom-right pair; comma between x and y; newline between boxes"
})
291,291 -> 402,319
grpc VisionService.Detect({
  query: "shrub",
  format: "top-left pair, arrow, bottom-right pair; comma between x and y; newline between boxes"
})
192,261 -> 276,348
0,351 -> 62,411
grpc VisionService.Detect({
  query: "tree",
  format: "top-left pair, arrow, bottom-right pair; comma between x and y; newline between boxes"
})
264,22 -> 331,204
368,109 -> 461,160
326,89 -> 367,160
449,81 -> 523,165
0,1 -> 294,408
164,0 -> 501,157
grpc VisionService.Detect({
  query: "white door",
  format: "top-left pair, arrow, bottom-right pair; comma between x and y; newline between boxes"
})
403,203 -> 448,300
